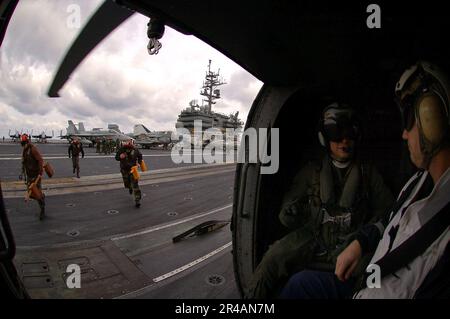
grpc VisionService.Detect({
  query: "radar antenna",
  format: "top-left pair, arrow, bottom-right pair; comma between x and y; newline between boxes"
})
200,60 -> 226,114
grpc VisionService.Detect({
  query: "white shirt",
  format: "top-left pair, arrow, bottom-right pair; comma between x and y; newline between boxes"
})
355,168 -> 450,299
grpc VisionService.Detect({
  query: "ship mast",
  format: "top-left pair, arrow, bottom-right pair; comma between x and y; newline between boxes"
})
200,60 -> 226,114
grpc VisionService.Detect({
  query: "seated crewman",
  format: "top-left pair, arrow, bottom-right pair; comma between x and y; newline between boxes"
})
280,61 -> 450,299
246,102 -> 394,299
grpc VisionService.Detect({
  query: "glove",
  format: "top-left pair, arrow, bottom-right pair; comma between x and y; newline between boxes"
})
284,198 -> 309,218
285,203 -> 299,216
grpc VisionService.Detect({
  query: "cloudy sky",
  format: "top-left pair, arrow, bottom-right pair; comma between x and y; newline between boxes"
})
0,0 -> 262,139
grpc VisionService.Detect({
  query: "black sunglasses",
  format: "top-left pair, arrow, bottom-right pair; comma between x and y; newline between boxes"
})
325,125 -> 357,142
397,95 -> 417,132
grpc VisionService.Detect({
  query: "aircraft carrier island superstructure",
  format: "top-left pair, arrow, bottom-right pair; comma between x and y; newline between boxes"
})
176,60 -> 243,134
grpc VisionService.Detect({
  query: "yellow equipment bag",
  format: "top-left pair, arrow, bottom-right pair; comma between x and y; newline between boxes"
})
27,175 -> 43,200
140,160 -> 148,172
130,165 -> 140,180
44,162 -> 54,178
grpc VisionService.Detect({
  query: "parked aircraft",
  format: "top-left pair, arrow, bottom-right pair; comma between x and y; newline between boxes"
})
61,120 -> 133,145
8,129 -> 22,142
132,124 -> 173,149
32,131 -> 54,143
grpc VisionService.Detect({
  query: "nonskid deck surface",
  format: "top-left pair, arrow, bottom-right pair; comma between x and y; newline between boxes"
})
2,143 -> 239,299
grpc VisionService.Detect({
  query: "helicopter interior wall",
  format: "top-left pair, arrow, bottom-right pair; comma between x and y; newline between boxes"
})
254,82 -> 416,268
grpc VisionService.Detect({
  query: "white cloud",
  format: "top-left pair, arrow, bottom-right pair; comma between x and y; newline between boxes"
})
0,0 -> 262,139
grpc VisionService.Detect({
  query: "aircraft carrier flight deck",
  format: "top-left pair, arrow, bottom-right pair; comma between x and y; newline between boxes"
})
0,141 -> 240,299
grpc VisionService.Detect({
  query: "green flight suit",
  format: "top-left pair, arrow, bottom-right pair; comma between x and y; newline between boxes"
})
247,155 -> 394,299
115,146 -> 143,205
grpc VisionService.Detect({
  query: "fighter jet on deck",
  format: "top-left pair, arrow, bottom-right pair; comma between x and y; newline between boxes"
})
32,131 -> 54,143
132,124 -> 173,149
61,120 -> 133,145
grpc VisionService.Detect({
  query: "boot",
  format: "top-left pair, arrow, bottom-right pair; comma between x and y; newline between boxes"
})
135,200 -> 141,208
39,207 -> 45,220
38,200 -> 45,221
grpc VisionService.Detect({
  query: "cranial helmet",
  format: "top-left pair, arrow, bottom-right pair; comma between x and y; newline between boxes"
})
20,134 -> 29,143
318,102 -> 360,148
124,139 -> 134,147
395,61 -> 450,162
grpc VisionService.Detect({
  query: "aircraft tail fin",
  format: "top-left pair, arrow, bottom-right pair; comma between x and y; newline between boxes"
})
134,124 -> 151,136
108,124 -> 120,132
67,120 -> 78,135
78,122 -> 86,132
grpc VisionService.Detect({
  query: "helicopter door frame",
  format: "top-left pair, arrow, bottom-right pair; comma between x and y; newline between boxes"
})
232,84 -> 299,297
0,183 -> 29,298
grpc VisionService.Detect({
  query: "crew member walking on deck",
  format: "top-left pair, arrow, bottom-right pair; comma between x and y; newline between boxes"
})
115,140 -> 143,207
68,139 -> 84,178
20,134 -> 46,220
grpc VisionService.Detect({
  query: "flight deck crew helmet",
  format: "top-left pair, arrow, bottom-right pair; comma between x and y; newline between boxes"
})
124,140 -> 134,148
318,102 -> 361,148
20,134 -> 29,145
395,61 -> 450,164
